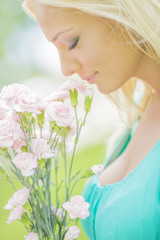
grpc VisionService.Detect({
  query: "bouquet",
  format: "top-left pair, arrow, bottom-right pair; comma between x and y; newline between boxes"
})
0,79 -> 104,240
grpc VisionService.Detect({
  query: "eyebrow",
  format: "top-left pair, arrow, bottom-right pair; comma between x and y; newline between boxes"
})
52,27 -> 74,42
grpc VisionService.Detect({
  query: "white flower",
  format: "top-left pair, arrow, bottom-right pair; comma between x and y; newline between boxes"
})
12,152 -> 37,177
91,164 -> 104,174
65,226 -> 80,240
24,232 -> 39,240
4,187 -> 29,210
7,206 -> 25,224
63,195 -> 90,220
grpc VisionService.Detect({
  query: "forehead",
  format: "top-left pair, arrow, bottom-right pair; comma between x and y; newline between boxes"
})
35,4 -> 87,31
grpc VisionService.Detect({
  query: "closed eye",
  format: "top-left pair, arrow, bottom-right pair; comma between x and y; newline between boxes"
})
69,36 -> 80,50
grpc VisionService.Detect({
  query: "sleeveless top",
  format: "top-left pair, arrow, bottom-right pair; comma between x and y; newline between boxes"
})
81,121 -> 160,240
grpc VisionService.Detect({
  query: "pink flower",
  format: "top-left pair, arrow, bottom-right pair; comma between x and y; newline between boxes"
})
0,83 -> 30,108
39,179 -> 43,187
12,138 -> 26,153
63,195 -> 90,220
4,187 -> 29,210
31,138 -> 54,159
7,206 -> 25,224
0,117 -> 22,147
45,90 -> 69,104
12,152 -> 37,177
52,207 -> 65,219
46,101 -> 75,127
65,226 -> 80,240
14,91 -> 41,114
91,165 -> 104,174
0,101 -> 7,119
85,88 -> 94,98
61,79 -> 87,94
24,232 -> 39,240
9,110 -> 20,122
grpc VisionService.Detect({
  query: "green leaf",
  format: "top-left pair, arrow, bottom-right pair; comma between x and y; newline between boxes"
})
0,164 -> 9,181
57,179 -> 64,191
20,213 -> 31,228
23,201 -> 32,213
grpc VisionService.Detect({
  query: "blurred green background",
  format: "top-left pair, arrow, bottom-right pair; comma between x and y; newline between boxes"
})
0,0 -> 113,239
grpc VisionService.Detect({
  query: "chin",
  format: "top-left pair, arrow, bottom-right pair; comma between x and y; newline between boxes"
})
96,84 -> 113,95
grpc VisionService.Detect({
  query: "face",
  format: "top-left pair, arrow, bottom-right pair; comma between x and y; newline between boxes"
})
35,4 -> 142,94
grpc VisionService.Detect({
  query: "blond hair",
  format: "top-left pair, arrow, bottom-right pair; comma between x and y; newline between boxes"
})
22,0 -> 160,127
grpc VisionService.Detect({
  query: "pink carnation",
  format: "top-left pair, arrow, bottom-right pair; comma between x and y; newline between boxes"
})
45,90 -> 69,104
85,88 -> 94,98
46,101 -> 75,127
12,138 -> 26,153
91,165 -> 104,174
14,91 -> 41,114
31,138 -> 54,159
61,79 -> 87,94
7,206 -> 25,224
0,83 -> 30,108
52,207 -> 65,219
39,179 -> 43,187
65,226 -> 80,240
0,117 -> 22,147
12,152 -> 37,176
24,232 -> 39,240
4,187 -> 29,210
9,110 -> 20,122
63,195 -> 90,220
0,101 -> 7,119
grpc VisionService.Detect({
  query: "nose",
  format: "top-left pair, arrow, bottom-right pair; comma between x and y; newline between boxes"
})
59,53 -> 82,77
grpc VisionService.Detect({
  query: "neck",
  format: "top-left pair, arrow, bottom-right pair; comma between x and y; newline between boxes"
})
134,55 -> 160,95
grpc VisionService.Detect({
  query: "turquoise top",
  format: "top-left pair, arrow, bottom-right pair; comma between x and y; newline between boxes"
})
81,122 -> 160,240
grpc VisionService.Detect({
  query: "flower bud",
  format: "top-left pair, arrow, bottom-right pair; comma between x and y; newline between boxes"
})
84,95 -> 93,113
37,110 -> 44,129
80,168 -> 94,179
25,112 -> 32,120
21,146 -> 28,152
38,158 -> 46,169
69,89 -> 78,107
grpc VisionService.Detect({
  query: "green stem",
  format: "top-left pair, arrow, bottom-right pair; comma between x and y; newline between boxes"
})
18,113 -> 29,146
9,179 -> 17,191
48,127 -> 54,145
62,128 -> 69,201
55,154 -> 59,206
68,124 -> 82,186
27,119 -> 33,153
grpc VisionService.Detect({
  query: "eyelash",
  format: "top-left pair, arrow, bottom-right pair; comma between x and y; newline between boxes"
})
69,37 -> 79,50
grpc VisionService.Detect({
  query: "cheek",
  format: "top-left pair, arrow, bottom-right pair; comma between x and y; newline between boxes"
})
76,40 -> 106,66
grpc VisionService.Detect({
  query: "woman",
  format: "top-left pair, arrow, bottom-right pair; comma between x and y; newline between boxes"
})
22,0 -> 160,239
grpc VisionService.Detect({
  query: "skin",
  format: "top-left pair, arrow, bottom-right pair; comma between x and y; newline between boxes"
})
35,4 -> 160,95
34,3 -> 160,185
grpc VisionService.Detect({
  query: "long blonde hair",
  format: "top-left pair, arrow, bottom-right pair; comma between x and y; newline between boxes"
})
22,0 -> 160,127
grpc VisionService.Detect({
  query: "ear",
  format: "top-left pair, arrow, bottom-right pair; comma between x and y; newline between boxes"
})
22,0 -> 36,20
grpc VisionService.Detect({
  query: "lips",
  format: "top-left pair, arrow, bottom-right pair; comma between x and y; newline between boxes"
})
82,71 -> 98,84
